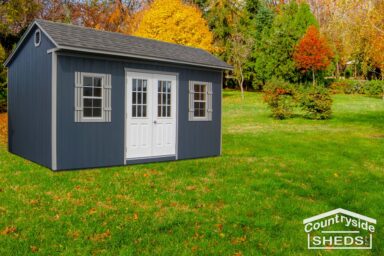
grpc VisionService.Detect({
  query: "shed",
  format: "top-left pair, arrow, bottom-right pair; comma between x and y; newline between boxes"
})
4,20 -> 232,171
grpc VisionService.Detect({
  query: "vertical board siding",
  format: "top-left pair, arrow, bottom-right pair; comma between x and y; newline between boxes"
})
56,53 -> 222,170
7,26 -> 54,168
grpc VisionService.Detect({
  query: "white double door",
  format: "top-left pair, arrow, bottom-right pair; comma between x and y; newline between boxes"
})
126,72 -> 176,159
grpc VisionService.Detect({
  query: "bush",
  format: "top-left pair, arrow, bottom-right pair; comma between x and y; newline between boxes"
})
364,80 -> 384,97
330,79 -> 368,94
344,80 -> 365,94
329,80 -> 348,94
263,80 -> 297,119
300,87 -> 332,120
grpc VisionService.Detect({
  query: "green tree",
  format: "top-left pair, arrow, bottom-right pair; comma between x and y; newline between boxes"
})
205,0 -> 240,60
246,3 -> 275,86
253,2 -> 318,83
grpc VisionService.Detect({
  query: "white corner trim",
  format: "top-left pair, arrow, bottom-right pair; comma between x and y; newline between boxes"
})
220,71 -> 223,155
51,50 -> 58,170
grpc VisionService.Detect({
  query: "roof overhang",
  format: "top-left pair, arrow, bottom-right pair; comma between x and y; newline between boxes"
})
4,21 -> 232,71
54,45 -> 233,71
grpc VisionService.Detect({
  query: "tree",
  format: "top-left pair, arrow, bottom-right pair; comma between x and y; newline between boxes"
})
293,25 -> 333,85
133,0 -> 214,52
247,3 -> 275,85
255,2 -> 318,83
0,0 -> 42,35
228,25 -> 254,99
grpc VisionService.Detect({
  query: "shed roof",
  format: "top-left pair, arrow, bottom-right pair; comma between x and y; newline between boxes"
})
4,19 -> 232,70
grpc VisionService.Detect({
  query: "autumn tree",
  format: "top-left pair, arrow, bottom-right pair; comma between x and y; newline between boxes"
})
133,0 -> 214,52
293,25 -> 333,85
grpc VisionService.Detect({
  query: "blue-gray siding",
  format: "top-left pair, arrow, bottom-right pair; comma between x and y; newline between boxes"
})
7,26 -> 54,168
56,53 -> 222,170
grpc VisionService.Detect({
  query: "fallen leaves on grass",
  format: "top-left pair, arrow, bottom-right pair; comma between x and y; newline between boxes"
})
1,226 -> 16,235
89,230 -> 111,242
88,208 -> 97,215
231,236 -> 247,245
30,245 -> 39,253
133,213 -> 139,220
186,185 -> 196,191
29,199 -> 40,205
0,113 -> 7,145
67,230 -> 80,240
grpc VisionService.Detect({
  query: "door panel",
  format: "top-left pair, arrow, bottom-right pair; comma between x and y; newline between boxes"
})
126,72 -> 176,159
126,73 -> 153,158
152,76 -> 176,156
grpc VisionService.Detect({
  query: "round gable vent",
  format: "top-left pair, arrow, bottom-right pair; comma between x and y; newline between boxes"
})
34,29 -> 41,47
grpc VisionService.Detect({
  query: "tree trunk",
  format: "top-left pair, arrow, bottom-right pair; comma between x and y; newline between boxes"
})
238,65 -> 245,100
239,74 -> 244,100
312,69 -> 315,87
336,62 -> 340,79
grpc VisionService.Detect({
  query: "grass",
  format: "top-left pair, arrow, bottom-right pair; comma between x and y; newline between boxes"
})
0,91 -> 384,255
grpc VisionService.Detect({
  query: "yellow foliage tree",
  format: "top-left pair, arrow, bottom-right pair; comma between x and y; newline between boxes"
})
133,0 -> 214,52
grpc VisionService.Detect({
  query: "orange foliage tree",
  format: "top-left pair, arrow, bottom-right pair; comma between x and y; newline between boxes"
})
132,0 -> 214,52
293,25 -> 333,85
71,0 -> 136,33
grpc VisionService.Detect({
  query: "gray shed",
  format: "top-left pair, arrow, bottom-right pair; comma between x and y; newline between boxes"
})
4,20 -> 232,171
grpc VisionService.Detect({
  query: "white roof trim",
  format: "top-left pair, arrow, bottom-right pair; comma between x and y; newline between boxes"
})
3,21 -> 59,67
57,45 -> 232,70
303,208 -> 376,224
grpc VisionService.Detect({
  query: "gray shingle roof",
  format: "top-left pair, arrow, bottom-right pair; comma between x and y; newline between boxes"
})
35,19 -> 231,70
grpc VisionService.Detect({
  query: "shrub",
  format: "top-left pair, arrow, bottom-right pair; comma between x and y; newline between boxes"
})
330,79 -> 367,94
300,87 -> 332,119
344,80 -> 365,94
263,80 -> 297,119
364,80 -> 384,97
329,80 -> 348,94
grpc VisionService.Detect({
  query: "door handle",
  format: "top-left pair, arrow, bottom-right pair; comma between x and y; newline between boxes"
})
153,120 -> 157,124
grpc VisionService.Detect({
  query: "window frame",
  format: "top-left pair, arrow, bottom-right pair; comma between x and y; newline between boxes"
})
131,78 -> 148,119
189,81 -> 212,121
80,72 -> 105,122
34,29 -> 41,47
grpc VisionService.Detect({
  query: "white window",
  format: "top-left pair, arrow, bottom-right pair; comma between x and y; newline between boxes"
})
189,81 -> 212,121
74,72 -> 112,122
34,29 -> 41,47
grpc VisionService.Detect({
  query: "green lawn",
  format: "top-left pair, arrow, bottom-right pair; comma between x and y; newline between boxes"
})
0,91 -> 383,255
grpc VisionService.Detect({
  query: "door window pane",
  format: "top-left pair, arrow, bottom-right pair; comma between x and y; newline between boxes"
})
157,80 -> 171,118
132,78 -> 147,118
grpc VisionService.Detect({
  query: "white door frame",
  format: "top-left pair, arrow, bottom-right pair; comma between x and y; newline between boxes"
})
124,68 -> 179,162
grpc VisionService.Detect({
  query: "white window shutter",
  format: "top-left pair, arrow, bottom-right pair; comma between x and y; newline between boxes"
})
104,74 -> 112,122
74,72 -> 83,122
188,81 -> 194,121
207,82 -> 213,121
